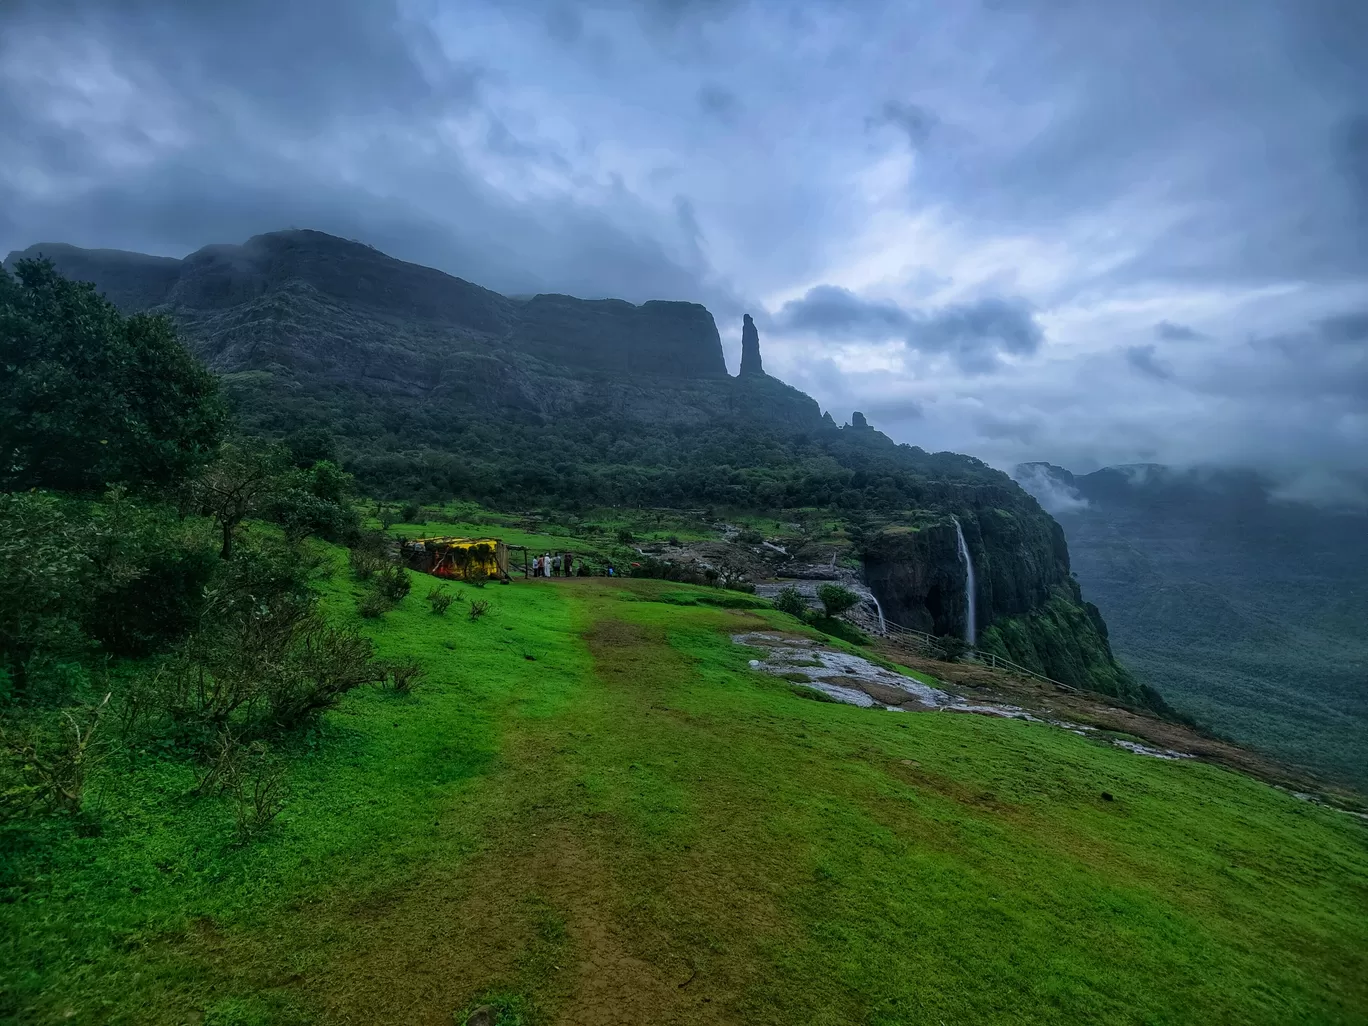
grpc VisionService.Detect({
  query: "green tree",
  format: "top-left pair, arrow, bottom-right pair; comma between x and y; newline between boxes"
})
773,587 -> 809,619
0,259 -> 225,493
816,584 -> 860,619
193,440 -> 291,559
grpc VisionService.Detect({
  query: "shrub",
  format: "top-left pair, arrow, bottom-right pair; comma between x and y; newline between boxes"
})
738,529 -> 764,545
616,528 -> 635,544
468,599 -> 490,622
199,735 -> 289,843
399,501 -> 422,524
380,657 -> 424,695
426,585 -> 455,615
772,587 -> 809,619
0,693 -> 111,816
936,635 -> 970,662
816,584 -> 860,618
349,548 -> 386,580
356,592 -> 392,619
373,565 -> 412,603
130,592 -> 385,743
89,543 -> 218,657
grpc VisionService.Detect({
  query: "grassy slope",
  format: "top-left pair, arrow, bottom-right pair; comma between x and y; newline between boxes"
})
2,564 -> 1366,1025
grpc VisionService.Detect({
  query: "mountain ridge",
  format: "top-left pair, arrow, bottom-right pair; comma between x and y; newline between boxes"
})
5,229 -> 1140,702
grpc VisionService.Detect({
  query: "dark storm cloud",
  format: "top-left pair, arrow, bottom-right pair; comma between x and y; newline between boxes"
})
774,285 -> 913,340
1125,344 -> 1174,381
0,0 -> 721,305
775,288 -> 1043,374
1155,321 -> 1206,342
3,0 -> 1366,481
1317,309 -> 1368,343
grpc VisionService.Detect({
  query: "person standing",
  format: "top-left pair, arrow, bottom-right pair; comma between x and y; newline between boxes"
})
564,552 -> 574,577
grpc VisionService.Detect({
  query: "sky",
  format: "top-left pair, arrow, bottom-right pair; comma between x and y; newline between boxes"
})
3,0 -> 1366,495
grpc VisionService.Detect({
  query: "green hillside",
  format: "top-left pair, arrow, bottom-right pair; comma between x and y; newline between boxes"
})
3,557 -> 1366,1025
1016,463 -> 1368,787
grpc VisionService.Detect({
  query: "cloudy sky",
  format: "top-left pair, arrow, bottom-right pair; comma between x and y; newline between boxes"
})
3,0 -> 1366,485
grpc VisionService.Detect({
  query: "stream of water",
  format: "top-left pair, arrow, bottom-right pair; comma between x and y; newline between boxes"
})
953,518 -> 978,645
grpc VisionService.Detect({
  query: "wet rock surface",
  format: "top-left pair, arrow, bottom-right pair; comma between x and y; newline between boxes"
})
735,631 -> 1197,761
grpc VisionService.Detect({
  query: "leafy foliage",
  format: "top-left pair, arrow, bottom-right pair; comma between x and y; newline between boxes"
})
0,258 -> 225,494
772,587 -> 809,619
816,583 -> 860,618
425,585 -> 455,615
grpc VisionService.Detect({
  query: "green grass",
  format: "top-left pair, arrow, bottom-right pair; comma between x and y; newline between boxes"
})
2,565 -> 1366,1024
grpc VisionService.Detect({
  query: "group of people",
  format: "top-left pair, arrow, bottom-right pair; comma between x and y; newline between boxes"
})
531,552 -> 574,577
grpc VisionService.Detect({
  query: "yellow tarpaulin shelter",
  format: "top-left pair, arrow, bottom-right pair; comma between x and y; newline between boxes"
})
403,537 -> 509,581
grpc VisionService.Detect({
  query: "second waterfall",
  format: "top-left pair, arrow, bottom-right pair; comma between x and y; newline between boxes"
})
952,518 -> 978,646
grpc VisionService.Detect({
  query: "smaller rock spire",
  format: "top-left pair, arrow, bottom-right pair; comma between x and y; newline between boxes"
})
739,313 -> 764,376
852,411 -> 870,429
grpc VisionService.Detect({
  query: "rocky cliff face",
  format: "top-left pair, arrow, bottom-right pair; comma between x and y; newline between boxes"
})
834,418 -> 1136,701
739,313 -> 764,376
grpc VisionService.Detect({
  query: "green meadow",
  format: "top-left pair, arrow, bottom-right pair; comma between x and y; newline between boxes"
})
2,559 -> 1366,1025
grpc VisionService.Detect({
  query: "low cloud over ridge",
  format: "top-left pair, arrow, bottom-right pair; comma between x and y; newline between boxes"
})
774,287 -> 1043,373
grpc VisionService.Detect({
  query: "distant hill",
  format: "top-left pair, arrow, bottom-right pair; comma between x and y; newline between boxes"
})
4,230 -> 1139,701
1015,462 -> 1368,785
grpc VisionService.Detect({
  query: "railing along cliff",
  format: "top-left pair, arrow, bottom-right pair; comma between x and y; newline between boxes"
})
876,618 -> 1079,693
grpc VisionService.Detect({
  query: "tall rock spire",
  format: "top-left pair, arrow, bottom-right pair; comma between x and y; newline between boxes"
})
739,313 -> 764,376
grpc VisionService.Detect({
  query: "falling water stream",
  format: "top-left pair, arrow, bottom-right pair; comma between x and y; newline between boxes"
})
869,592 -> 887,634
953,518 -> 977,646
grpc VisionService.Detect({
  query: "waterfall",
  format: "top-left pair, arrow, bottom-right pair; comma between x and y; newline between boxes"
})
869,592 -> 887,635
847,579 -> 888,635
953,518 -> 977,646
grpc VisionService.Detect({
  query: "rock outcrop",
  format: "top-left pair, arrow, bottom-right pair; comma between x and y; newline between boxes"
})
851,411 -> 870,430
739,313 -> 764,376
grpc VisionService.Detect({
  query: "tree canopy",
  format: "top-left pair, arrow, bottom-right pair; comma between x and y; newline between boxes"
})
0,258 -> 226,493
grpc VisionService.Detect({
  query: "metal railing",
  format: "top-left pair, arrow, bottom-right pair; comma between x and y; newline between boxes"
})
874,617 -> 1079,693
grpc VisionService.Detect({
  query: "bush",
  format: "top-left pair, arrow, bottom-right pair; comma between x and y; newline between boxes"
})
128,590 -> 385,744
426,585 -> 455,615
399,501 -> 422,524
380,657 -> 424,695
89,543 -> 218,657
772,587 -> 809,619
738,529 -> 764,545
935,635 -> 970,662
816,584 -> 860,618
349,548 -> 386,580
468,599 -> 490,622
357,592 -> 392,619
0,694 -> 111,817
373,565 -> 412,603
616,528 -> 635,544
